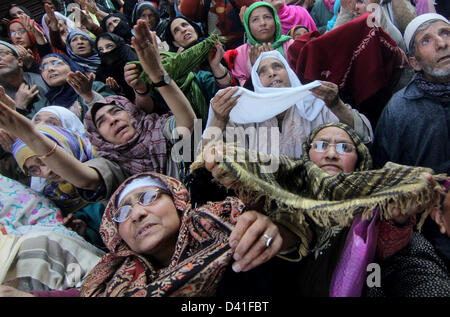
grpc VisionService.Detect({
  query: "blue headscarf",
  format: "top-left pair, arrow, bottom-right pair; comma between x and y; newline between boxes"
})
327,0 -> 341,31
41,53 -> 82,107
66,30 -> 101,73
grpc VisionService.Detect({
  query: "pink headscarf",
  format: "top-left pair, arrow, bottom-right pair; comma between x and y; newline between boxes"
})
323,0 -> 335,12
275,0 -> 318,35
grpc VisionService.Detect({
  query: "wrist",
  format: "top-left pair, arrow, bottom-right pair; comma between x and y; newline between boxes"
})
81,91 -> 94,104
134,85 -> 150,96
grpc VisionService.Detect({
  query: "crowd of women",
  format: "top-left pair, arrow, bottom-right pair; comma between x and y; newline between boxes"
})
0,0 -> 448,298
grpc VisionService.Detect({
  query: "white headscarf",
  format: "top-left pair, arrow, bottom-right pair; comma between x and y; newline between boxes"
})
205,51 -> 324,129
117,176 -> 169,207
32,106 -> 86,138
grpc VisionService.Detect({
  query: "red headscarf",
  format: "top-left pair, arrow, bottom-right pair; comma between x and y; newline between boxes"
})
8,18 -> 45,64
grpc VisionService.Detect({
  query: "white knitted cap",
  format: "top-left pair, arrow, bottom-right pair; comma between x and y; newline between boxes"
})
404,13 -> 449,53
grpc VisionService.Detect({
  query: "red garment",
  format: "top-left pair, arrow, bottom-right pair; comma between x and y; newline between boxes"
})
179,0 -> 255,49
376,216 -> 416,261
288,13 -> 404,107
8,19 -> 43,64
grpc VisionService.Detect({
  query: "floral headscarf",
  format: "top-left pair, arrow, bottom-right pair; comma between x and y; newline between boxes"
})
80,172 -> 244,297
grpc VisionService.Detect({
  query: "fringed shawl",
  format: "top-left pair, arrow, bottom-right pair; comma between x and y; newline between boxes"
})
191,122 -> 446,260
80,172 -> 245,297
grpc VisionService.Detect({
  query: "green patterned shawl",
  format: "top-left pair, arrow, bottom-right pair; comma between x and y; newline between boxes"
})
191,122 -> 446,259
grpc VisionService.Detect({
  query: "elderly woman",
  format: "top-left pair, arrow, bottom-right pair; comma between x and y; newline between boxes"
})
0,21 -> 196,209
32,53 -> 113,120
229,2 -> 294,86
197,122 -> 446,296
66,30 -> 101,75
204,50 -> 373,159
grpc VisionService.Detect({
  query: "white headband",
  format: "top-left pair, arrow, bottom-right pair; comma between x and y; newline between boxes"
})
404,13 -> 449,53
117,176 -> 169,207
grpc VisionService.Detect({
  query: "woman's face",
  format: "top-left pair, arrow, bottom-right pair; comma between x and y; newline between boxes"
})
23,155 -> 62,181
354,1 -> 366,17
308,127 -> 358,175
70,34 -> 92,57
293,27 -> 308,39
105,16 -> 121,33
140,8 -> 158,30
9,22 -> 31,49
97,38 -> 117,54
170,18 -> 198,49
33,111 -> 63,127
40,56 -> 72,87
118,186 -> 180,258
248,6 -> 276,43
257,57 -> 291,87
94,104 -> 136,145
9,6 -> 27,19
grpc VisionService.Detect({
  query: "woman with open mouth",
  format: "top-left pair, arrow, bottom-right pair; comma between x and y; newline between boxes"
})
65,30 -> 101,76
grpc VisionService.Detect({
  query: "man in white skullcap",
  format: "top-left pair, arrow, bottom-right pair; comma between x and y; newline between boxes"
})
373,13 -> 450,265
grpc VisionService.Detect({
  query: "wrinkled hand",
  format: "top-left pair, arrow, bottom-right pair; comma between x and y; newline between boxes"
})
63,213 -> 88,238
44,3 -> 59,31
389,173 -> 435,225
210,86 -> 240,123
310,81 -> 342,109
0,128 -> 17,153
67,71 -> 94,100
124,63 -> 147,92
106,77 -> 120,91
15,83 -> 39,110
71,6 -> 95,30
0,86 -> 16,110
14,45 -> 34,69
0,286 -> 34,297
229,210 -> 283,272
203,143 -> 238,188
20,14 -> 47,44
132,20 -> 165,83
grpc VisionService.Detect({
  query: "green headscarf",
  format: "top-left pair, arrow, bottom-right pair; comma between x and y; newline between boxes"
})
243,2 -> 292,56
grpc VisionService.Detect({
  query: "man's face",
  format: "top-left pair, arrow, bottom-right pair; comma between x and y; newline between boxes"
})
410,21 -> 450,83
0,44 -> 22,77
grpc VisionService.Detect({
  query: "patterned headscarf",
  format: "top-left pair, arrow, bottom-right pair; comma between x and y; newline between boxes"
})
80,172 -> 244,297
243,2 -> 292,57
66,30 -> 101,73
32,105 -> 87,138
83,95 -> 170,175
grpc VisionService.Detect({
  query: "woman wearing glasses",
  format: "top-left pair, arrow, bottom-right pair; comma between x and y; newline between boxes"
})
32,53 -> 113,120
198,122 -> 448,297
203,50 -> 373,158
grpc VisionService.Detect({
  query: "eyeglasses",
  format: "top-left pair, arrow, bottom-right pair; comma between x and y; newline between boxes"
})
10,29 -> 27,37
40,59 -> 67,71
112,188 -> 169,223
24,158 -> 46,177
310,141 -> 356,155
0,50 -> 13,58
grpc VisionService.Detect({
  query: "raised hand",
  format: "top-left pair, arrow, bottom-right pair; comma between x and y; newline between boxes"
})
0,86 -> 16,110
132,20 -> 165,83
67,71 -> 95,103
14,83 -> 39,110
124,63 -> 148,92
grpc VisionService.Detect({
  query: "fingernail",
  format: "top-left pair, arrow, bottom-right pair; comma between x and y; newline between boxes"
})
229,240 -> 238,249
232,263 -> 241,273
233,253 -> 241,261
